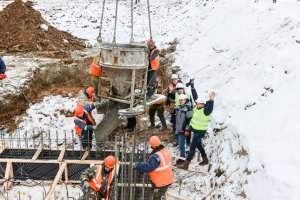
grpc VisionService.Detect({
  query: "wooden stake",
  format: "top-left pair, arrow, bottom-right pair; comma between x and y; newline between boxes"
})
32,146 -> 43,160
45,162 -> 67,200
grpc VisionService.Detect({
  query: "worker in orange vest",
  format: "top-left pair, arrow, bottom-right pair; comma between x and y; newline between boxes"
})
89,52 -> 104,97
0,56 -> 7,80
135,136 -> 174,200
74,103 -> 97,151
148,84 -> 167,131
80,155 -> 116,200
146,39 -> 160,100
78,87 -> 96,107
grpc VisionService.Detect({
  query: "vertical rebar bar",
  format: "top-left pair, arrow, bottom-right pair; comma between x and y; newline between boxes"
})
64,130 -> 67,149
121,136 -> 124,199
72,130 -> 75,151
56,130 -> 58,150
114,136 -> 119,200
41,132 -> 44,148
48,130 -> 51,150
142,137 -> 147,199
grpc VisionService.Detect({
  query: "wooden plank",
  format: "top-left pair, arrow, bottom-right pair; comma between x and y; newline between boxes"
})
31,146 -> 43,160
45,162 -> 67,200
57,148 -> 66,162
3,161 -> 13,191
81,151 -> 89,160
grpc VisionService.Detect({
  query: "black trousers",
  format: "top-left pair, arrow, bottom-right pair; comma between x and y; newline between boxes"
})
81,130 -> 93,150
149,105 -> 167,127
147,70 -> 157,98
148,185 -> 169,200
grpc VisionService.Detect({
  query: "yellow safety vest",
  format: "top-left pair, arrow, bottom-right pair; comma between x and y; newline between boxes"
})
175,93 -> 191,107
190,108 -> 211,130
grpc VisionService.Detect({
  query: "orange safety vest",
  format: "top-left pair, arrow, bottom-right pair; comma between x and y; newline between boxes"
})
89,165 -> 115,199
0,74 -> 7,80
149,48 -> 160,70
74,110 -> 96,136
155,90 -> 166,105
89,63 -> 105,77
148,148 -> 174,187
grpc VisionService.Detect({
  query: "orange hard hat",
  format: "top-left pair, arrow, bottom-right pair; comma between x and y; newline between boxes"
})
146,39 -> 154,46
104,155 -> 115,169
86,87 -> 95,97
149,136 -> 161,147
74,106 -> 84,116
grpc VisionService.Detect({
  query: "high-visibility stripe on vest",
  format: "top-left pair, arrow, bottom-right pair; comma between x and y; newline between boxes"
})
148,148 -> 174,187
175,93 -> 191,107
74,110 -> 96,136
88,165 -> 114,199
190,108 -> 211,130
149,48 -> 160,70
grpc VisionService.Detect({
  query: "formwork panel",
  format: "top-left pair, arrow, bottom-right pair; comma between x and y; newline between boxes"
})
12,162 -> 59,180
0,149 -> 36,159
37,150 -> 61,160
66,164 -> 90,181
0,162 -> 6,178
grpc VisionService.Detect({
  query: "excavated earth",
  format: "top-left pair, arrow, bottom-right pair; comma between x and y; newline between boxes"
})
0,56 -> 93,132
0,0 -> 85,58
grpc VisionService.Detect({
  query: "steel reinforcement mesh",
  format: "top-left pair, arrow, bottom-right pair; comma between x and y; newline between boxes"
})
0,149 -> 36,159
12,163 -> 59,180
0,162 -> 6,179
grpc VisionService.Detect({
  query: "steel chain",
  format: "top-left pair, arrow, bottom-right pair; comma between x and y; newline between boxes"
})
147,0 -> 152,39
97,0 -> 106,43
130,0 -> 134,43
113,0 -> 119,43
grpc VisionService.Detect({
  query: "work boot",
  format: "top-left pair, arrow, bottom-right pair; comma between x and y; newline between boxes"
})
199,156 -> 209,165
160,125 -> 167,131
177,160 -> 190,170
175,158 -> 185,166
148,124 -> 155,129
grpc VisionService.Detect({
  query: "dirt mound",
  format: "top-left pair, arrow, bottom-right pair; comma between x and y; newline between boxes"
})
0,0 -> 85,53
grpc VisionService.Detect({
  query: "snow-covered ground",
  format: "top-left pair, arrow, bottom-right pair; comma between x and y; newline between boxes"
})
1,0 -> 300,199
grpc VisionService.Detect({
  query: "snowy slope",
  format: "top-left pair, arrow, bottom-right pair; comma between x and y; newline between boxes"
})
1,0 -> 300,199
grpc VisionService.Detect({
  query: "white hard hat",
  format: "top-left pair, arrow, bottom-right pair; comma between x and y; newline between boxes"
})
195,97 -> 206,104
178,94 -> 187,100
171,74 -> 179,79
176,83 -> 184,89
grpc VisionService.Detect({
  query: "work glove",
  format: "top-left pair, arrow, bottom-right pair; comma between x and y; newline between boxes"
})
92,125 -> 97,130
169,103 -> 175,109
81,181 -> 90,193
93,102 -> 102,107
99,186 -> 107,197
184,130 -> 190,137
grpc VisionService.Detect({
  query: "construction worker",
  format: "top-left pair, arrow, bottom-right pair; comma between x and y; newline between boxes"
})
177,92 -> 216,170
89,52 -> 104,97
78,87 -> 95,106
80,155 -> 116,200
0,56 -> 7,80
74,103 -> 97,151
135,136 -> 174,200
166,74 -> 181,134
170,94 -> 193,162
148,84 -> 167,131
146,39 -> 160,100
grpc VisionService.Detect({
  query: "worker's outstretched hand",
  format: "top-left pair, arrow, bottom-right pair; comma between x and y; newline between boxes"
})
209,91 -> 216,100
81,181 -> 89,193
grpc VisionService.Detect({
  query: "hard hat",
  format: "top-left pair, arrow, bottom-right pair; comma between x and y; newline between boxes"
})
74,106 -> 84,116
178,94 -> 187,100
86,87 -> 95,97
171,74 -> 179,79
195,97 -> 206,104
149,136 -> 161,147
104,155 -> 116,169
176,83 -> 184,89
146,39 -> 154,46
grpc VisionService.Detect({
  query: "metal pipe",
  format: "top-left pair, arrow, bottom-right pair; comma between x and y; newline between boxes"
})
130,69 -> 136,110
